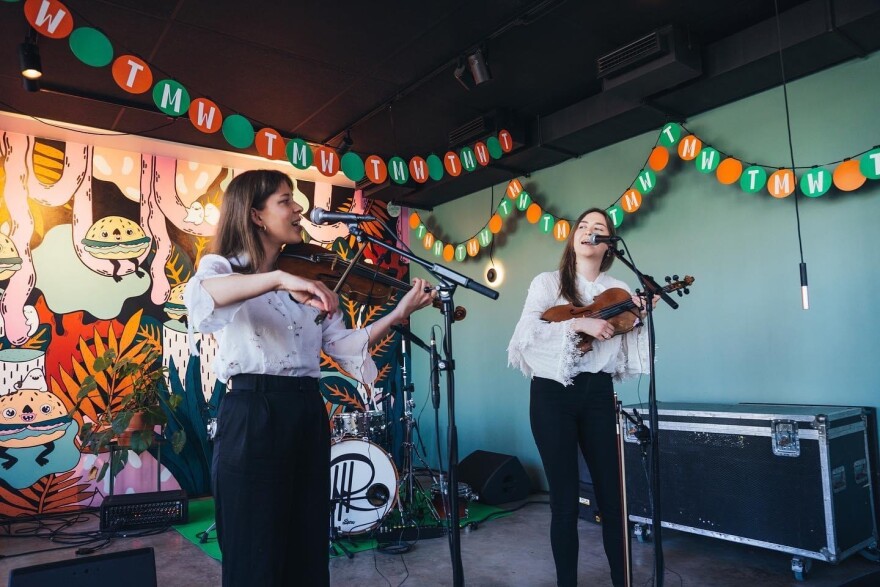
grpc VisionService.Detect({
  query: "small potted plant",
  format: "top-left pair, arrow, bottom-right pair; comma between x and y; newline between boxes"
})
75,345 -> 186,481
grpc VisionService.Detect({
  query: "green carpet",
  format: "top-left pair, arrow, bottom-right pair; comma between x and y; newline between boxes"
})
174,497 -> 511,561
174,497 -> 222,561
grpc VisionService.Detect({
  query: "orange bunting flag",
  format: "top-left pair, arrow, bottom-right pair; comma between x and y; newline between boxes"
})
677,135 -> 702,160
767,169 -> 795,198
833,160 -> 867,192
112,55 -> 152,94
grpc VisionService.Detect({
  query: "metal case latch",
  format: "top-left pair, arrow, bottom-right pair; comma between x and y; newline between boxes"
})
771,419 -> 800,457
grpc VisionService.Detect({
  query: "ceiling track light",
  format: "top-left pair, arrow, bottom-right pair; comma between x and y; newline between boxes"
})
453,46 -> 493,91
19,29 -> 42,91
337,130 -> 353,155
467,47 -> 492,85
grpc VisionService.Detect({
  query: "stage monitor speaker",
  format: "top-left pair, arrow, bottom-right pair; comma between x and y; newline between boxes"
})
8,547 -> 157,587
458,450 -> 530,505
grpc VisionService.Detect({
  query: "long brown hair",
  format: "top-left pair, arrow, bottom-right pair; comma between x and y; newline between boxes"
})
210,169 -> 292,273
557,207 -> 617,305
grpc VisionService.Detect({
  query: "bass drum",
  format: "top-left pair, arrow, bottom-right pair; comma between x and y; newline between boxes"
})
329,438 -> 398,535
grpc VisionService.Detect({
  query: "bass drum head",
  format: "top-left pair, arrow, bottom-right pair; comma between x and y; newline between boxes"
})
330,438 -> 398,535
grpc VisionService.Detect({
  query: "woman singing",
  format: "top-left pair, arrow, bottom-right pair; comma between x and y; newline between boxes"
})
508,207 -> 651,587
184,169 -> 433,587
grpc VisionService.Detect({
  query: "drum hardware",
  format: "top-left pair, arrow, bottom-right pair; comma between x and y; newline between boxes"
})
394,333 -> 442,527
329,496 -> 355,559
197,417 -> 219,543
331,410 -> 387,445
206,417 -> 217,441
431,480 -> 477,520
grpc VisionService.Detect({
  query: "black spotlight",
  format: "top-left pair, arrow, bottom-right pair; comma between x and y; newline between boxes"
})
466,48 -> 492,86
19,41 -> 42,80
19,30 -> 42,92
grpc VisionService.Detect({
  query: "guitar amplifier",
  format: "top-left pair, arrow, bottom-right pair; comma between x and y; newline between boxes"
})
622,403 -> 878,564
100,489 -> 188,531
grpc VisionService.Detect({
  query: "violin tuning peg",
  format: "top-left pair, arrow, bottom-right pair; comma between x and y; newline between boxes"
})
635,288 -> 642,296
683,288 -> 690,295
677,290 -> 683,297
673,274 -> 680,281
664,276 -> 671,283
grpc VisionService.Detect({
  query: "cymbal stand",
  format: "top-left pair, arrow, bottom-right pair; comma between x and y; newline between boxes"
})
393,325 -> 441,524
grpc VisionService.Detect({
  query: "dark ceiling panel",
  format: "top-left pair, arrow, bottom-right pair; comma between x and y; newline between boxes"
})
1,0 -> 877,209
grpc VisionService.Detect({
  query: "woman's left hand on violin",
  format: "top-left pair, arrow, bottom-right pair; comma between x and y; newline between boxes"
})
632,293 -> 661,316
393,278 -> 435,322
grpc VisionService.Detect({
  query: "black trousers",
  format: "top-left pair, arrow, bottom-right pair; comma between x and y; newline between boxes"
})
212,374 -> 329,587
530,373 -> 626,587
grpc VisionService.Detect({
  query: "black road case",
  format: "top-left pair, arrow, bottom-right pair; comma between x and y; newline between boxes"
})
622,403 -> 878,577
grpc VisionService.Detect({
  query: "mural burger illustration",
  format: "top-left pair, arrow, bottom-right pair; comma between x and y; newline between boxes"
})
164,282 -> 188,323
0,386 -> 73,470
82,216 -> 151,281
0,233 -> 23,281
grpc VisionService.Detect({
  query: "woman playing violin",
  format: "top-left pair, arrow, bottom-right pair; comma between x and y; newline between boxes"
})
184,169 -> 433,587
507,207 -> 651,587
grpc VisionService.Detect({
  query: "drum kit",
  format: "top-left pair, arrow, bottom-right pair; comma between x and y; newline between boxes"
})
328,339 -> 477,549
200,349 -> 477,550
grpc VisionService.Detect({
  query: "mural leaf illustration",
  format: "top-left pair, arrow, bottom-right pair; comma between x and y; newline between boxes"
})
50,311 -> 157,426
370,332 -> 396,357
375,363 -> 391,385
320,376 -> 365,410
0,471 -> 96,516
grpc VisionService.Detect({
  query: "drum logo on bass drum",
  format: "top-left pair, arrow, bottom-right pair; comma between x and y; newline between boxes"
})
330,439 -> 397,535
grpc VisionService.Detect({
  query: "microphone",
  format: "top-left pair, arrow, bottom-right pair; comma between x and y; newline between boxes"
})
430,332 -> 441,410
586,234 -> 621,245
309,207 -> 376,225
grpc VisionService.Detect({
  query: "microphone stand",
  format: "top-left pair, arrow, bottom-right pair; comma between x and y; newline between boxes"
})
347,222 -> 499,587
610,242 -> 678,587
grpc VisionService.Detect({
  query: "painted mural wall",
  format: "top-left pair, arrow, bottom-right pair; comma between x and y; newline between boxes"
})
0,129 -> 406,516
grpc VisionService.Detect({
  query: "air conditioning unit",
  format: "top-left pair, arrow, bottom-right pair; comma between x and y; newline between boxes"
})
597,25 -> 701,98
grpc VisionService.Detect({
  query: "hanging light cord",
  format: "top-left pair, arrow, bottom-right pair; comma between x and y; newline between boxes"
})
773,0 -> 809,307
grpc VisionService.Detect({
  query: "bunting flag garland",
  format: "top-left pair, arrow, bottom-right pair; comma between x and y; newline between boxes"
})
410,121 -> 879,261
19,0 -> 514,185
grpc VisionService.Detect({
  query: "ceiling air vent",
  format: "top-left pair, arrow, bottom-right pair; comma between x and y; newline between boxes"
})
597,30 -> 666,79
448,114 -> 494,148
597,26 -> 701,98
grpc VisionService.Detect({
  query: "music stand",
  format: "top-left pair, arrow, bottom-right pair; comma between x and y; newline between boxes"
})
346,223 -> 498,587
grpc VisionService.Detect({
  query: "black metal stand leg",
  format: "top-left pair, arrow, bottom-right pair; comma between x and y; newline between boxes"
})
329,499 -> 355,559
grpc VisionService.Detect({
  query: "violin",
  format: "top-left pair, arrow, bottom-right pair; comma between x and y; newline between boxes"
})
541,275 -> 694,353
277,242 -> 466,321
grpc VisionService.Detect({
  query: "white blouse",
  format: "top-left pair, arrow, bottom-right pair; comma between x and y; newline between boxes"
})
184,254 -> 377,385
507,271 -> 650,386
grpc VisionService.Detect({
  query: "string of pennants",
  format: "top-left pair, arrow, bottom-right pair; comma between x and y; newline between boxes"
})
19,0 -> 514,183
409,121 -> 880,262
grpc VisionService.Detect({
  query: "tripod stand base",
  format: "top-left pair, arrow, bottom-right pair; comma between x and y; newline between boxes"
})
197,522 -> 216,544
330,538 -> 355,559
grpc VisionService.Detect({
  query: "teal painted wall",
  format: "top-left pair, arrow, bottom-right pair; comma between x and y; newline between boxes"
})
407,52 -> 880,489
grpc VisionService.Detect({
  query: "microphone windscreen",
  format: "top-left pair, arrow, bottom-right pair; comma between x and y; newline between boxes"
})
309,208 -> 325,224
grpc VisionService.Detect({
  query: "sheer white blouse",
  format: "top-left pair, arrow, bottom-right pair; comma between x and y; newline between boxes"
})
507,271 -> 650,386
184,254 -> 377,385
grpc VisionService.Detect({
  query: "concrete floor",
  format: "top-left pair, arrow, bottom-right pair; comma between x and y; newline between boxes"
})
2,498 -> 878,586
